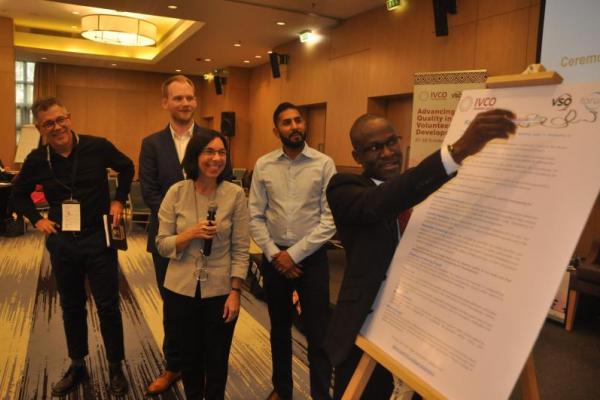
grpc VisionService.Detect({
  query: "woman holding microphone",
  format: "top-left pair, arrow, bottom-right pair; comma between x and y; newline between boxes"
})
156,130 -> 248,399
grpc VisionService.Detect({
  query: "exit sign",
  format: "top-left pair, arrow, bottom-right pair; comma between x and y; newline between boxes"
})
387,0 -> 401,10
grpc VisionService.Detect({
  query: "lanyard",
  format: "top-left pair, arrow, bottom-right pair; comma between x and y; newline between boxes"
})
46,132 -> 79,200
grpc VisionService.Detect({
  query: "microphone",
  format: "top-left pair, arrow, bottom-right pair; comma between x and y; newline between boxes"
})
203,202 -> 218,256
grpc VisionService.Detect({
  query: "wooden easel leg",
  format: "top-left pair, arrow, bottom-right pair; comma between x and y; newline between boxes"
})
342,352 -> 377,400
565,289 -> 579,331
519,354 -> 540,400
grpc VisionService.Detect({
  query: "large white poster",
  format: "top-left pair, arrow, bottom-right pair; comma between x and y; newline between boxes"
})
361,83 -> 600,400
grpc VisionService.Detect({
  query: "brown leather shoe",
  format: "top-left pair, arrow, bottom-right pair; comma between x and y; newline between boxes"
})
146,371 -> 181,395
266,390 -> 292,400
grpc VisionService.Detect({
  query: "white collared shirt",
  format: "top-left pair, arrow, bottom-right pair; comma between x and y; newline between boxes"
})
249,144 -> 337,263
169,123 -> 194,163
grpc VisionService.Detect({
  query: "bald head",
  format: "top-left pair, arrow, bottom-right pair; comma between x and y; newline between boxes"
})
349,114 -> 395,150
350,113 -> 403,181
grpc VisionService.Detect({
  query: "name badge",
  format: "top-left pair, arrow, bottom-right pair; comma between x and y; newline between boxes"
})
62,200 -> 81,232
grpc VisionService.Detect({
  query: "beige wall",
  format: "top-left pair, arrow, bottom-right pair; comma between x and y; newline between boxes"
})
0,17 -> 15,169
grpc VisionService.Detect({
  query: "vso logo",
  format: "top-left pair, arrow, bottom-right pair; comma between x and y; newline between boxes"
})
552,93 -> 572,110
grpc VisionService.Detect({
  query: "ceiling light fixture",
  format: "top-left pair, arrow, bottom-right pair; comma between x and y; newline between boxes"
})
386,0 -> 402,10
243,60 -> 250,63
167,5 -> 178,9
233,41 -> 241,47
72,11 -> 80,15
276,21 -> 286,26
205,58 -> 212,62
175,69 -> 182,72
81,14 -> 157,46
255,55 -> 262,59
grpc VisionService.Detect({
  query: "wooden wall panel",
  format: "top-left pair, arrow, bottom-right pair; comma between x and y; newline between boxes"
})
198,68 -> 251,169
304,105 -> 327,153
242,2 -> 542,170
526,4 -> 542,65
51,65 -> 188,175
0,17 -> 15,169
477,0 -> 532,19
447,0 -> 479,27
246,64 -> 286,169
326,50 -> 371,166
274,36 -> 330,107
474,8 -> 531,76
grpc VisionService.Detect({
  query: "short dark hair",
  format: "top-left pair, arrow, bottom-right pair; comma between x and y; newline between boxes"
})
32,97 -> 67,122
349,113 -> 392,150
182,130 -> 231,183
161,75 -> 195,98
273,102 -> 301,126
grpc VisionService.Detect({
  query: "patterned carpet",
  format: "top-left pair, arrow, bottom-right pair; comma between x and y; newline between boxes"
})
0,230 -> 310,400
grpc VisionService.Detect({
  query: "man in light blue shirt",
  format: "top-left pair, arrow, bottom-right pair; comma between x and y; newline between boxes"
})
249,102 -> 337,400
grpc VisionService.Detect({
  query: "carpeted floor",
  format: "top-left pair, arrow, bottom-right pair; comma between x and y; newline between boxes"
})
0,230 -> 310,400
1,229 -> 598,399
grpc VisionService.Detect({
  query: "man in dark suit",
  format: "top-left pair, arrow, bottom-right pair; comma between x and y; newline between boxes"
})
139,75 -> 213,395
325,109 -> 516,399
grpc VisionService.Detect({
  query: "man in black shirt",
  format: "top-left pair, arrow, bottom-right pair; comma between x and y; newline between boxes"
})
10,97 -> 134,396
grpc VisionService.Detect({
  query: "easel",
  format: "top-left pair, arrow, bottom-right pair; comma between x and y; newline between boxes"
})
342,65 -> 563,400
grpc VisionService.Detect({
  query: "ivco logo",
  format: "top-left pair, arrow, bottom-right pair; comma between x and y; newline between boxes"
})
430,91 -> 447,100
474,97 -> 497,110
552,93 -> 572,110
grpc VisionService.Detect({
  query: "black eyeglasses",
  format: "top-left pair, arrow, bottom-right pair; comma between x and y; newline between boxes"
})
360,135 -> 401,156
201,149 -> 227,157
40,115 -> 70,130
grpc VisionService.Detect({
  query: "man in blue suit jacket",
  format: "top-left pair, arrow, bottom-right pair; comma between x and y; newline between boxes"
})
139,75 -> 213,395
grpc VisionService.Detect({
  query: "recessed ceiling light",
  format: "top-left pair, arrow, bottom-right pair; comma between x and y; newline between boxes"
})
204,58 -> 212,62
167,5 -> 178,9
243,60 -> 250,63
267,50 -> 273,54
72,11 -> 79,15
276,21 -> 286,26
111,63 -> 117,66
175,69 -> 182,72
41,57 -> 47,60
255,55 -> 262,59
71,25 -> 77,29
233,41 -> 241,47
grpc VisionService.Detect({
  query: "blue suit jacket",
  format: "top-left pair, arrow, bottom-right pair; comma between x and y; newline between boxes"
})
139,124 -> 212,253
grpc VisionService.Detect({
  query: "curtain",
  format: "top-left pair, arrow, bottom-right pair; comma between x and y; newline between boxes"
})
33,62 -> 57,100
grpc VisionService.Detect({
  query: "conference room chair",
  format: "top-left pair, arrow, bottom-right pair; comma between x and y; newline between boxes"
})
565,240 -> 600,331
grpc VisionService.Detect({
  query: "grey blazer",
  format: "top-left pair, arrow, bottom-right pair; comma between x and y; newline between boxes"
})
156,180 -> 249,298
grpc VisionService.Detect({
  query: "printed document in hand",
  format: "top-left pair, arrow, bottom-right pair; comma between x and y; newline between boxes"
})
361,83 -> 600,400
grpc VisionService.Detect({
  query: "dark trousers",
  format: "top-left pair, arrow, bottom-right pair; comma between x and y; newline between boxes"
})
46,230 -> 124,363
151,251 -> 181,372
164,288 -> 236,400
261,247 -> 332,400
333,345 -> 393,400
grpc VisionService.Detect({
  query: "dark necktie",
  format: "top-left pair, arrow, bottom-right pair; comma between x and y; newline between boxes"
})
398,208 -> 413,236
